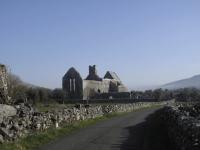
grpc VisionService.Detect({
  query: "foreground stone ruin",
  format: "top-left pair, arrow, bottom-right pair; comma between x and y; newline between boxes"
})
0,64 -> 9,104
0,102 -> 163,143
161,103 -> 200,150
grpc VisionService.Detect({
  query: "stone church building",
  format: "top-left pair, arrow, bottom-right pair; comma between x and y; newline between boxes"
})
62,65 -> 128,100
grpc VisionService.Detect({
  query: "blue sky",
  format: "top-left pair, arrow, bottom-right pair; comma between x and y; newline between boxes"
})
0,0 -> 200,90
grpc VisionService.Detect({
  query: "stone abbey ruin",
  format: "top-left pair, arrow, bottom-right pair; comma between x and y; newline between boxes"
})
62,65 -> 128,100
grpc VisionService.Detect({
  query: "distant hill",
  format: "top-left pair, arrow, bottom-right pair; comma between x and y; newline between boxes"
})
161,75 -> 200,90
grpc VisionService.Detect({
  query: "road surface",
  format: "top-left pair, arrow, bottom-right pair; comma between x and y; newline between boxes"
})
40,107 -> 175,150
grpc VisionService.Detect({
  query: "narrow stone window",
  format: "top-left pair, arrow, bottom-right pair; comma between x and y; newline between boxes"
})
73,79 -> 76,92
70,79 -> 72,92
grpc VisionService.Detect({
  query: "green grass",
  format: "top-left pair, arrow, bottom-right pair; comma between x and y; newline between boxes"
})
34,102 -> 75,112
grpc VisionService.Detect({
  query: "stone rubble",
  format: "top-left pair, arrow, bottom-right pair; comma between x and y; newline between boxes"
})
161,103 -> 200,150
0,102 -> 163,143
0,104 -> 17,123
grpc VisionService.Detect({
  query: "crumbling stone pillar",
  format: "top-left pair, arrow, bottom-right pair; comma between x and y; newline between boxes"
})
0,64 -> 9,104
85,65 -> 102,81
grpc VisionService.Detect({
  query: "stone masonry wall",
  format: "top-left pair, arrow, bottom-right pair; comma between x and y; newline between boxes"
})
160,103 -> 200,150
0,102 -> 165,143
83,80 -> 110,99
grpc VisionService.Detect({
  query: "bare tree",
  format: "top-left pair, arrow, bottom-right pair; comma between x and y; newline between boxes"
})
7,73 -> 27,104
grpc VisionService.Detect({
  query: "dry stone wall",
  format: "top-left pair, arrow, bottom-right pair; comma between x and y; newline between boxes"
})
0,102 -> 164,143
161,103 -> 200,150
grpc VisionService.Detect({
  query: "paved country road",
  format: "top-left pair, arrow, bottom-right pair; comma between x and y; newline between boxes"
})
39,107 -> 175,150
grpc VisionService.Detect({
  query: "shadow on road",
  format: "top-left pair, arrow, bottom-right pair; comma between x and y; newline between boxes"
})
112,109 -> 176,150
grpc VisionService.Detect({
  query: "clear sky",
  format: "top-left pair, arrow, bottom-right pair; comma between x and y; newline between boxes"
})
0,0 -> 200,90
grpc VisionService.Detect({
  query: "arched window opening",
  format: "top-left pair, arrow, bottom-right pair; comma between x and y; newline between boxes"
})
73,79 -> 76,92
70,79 -> 72,92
